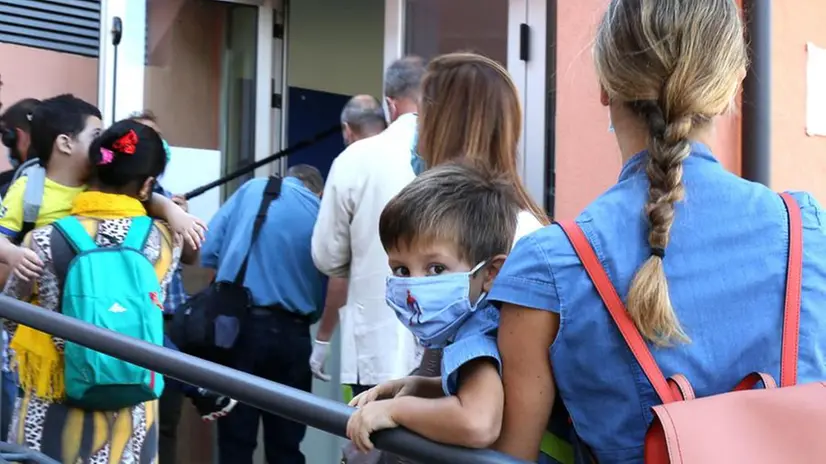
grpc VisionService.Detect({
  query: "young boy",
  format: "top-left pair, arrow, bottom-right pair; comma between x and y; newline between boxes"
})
345,162 -> 516,451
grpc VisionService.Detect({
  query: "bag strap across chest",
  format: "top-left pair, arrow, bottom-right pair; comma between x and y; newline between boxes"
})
231,175 -> 282,286
557,192 -> 803,404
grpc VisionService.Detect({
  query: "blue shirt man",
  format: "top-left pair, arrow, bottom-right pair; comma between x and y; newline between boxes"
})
202,165 -> 325,464
202,174 -> 325,314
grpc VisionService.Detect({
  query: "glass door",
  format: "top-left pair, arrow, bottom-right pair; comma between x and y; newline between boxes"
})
384,0 -> 549,210
98,0 -> 276,214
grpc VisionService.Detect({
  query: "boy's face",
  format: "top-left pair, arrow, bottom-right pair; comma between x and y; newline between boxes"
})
56,115 -> 101,181
386,239 -> 506,302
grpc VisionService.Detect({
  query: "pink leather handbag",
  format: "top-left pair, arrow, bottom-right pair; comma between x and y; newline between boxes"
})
558,193 -> 826,463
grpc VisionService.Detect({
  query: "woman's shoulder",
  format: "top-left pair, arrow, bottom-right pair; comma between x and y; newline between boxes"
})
785,191 -> 825,230
492,221 -> 579,313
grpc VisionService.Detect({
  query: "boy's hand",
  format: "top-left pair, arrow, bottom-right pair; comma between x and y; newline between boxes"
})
9,247 -> 43,281
168,209 -> 207,251
346,400 -> 398,452
349,378 -> 419,408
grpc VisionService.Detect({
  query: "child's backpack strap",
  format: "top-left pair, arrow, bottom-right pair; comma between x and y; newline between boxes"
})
53,217 -> 97,254
17,165 -> 46,244
51,217 -> 98,292
122,216 -> 153,251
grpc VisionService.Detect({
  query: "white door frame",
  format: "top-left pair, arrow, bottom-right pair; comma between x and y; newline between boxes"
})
97,0 -> 147,127
98,0 -> 280,177
523,0 -> 548,210
270,0 -> 289,177
382,0 -> 548,207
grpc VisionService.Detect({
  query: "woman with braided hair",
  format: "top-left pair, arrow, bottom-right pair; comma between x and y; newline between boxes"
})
488,0 -> 826,462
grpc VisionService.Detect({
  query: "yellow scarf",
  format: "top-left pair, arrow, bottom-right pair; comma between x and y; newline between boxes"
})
11,191 -> 147,400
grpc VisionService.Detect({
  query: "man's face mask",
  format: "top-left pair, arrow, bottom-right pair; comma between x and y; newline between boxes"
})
385,261 -> 487,349
410,121 -> 425,176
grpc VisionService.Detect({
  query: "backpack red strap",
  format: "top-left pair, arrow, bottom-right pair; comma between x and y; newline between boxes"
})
557,221 -> 677,404
779,192 -> 802,387
558,193 -> 803,401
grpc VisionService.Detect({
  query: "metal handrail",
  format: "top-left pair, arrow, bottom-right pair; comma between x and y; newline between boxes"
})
0,296 -> 528,464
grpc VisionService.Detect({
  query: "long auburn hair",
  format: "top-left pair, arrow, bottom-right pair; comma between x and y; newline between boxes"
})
417,52 -> 549,224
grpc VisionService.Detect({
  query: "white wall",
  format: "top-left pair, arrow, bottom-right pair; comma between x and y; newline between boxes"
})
288,0 -> 386,97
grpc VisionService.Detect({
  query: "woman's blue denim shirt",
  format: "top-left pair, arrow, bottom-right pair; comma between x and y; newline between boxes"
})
489,143 -> 826,463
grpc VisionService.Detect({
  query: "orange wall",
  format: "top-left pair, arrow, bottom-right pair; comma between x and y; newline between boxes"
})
553,2 -> 742,219
770,1 -> 826,200
0,43 -> 98,171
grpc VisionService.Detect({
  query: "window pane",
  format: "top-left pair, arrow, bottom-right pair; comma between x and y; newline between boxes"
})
405,0 -> 509,65
144,0 -> 257,198
222,5 -> 258,196
144,0 -> 225,150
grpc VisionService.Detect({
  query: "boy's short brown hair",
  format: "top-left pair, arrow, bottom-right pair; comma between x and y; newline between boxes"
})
379,161 -> 519,265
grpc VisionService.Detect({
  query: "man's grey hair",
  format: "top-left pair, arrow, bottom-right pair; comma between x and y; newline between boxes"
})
286,164 -> 324,195
384,56 -> 426,101
341,95 -> 387,136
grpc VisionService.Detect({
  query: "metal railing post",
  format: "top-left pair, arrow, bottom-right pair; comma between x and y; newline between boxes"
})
0,296 -> 528,464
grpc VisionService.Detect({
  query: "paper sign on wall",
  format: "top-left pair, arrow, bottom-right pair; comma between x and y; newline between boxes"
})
806,42 -> 826,137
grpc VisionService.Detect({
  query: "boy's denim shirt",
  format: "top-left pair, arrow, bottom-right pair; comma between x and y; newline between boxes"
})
441,301 -> 501,396
153,183 -> 187,315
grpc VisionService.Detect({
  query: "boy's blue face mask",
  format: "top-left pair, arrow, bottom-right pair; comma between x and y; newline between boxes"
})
385,261 -> 487,348
411,152 -> 426,176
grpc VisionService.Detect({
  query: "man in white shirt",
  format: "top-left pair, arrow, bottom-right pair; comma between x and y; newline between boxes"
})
311,56 -> 425,395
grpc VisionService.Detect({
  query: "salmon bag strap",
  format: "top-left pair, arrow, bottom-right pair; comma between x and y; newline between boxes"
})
779,193 -> 803,387
557,221 -> 676,404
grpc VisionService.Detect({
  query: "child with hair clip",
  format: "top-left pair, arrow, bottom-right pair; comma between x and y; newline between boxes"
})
2,119 -> 195,463
345,162 -> 514,450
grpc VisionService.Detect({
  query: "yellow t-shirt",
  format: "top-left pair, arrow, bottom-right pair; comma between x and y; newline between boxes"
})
0,177 -> 87,240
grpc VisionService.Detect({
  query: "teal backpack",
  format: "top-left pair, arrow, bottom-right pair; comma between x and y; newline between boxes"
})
51,215 -> 165,410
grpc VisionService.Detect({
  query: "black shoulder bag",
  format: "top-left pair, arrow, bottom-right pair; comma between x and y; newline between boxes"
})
170,176 -> 282,366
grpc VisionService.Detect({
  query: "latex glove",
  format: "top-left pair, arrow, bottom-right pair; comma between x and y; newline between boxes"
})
309,339 -> 331,381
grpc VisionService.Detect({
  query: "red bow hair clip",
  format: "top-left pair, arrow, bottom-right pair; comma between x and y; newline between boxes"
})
112,129 -> 138,154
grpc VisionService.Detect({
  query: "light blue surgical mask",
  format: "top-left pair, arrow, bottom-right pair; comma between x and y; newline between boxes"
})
385,261 -> 487,348
410,118 -> 426,176
162,139 -> 171,163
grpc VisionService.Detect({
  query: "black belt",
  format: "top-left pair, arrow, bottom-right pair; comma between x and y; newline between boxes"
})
249,305 -> 311,325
